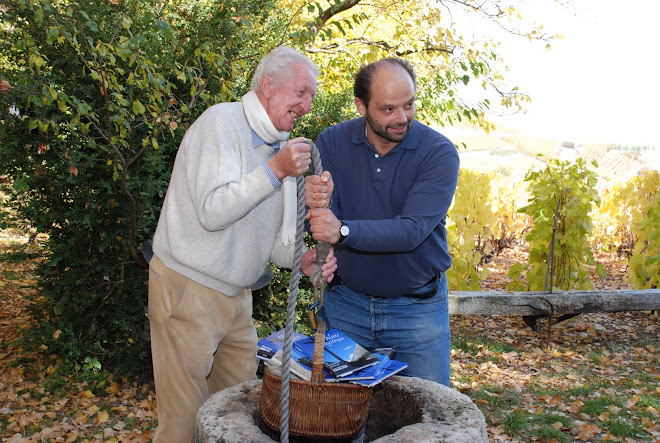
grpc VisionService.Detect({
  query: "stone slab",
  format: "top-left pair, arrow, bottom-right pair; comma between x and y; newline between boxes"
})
193,376 -> 487,443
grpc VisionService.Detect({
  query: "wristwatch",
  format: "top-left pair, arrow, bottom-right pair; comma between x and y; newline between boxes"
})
338,223 -> 350,244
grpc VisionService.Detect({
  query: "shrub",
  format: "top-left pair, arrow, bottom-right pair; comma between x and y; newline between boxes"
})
508,158 -> 603,291
624,171 -> 660,289
0,0 -> 278,376
446,169 -> 494,290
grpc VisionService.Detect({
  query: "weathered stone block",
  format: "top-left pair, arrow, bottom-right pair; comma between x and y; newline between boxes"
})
193,376 -> 487,443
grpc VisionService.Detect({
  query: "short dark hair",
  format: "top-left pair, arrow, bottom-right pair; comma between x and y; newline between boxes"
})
353,58 -> 416,107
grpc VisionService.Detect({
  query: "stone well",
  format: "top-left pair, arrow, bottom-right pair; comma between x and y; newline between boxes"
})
193,376 -> 488,443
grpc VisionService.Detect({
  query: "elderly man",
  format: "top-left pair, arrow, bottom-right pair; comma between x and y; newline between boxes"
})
148,46 -> 336,442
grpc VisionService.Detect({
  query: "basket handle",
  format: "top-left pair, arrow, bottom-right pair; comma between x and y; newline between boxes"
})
311,320 -> 327,384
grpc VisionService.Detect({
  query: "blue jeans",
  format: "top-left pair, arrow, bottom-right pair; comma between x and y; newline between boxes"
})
319,274 -> 451,386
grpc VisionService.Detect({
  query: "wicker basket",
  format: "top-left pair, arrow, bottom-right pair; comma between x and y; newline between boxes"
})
259,322 -> 372,438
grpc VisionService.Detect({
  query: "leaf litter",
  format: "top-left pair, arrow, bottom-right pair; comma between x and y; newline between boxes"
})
1,227 -> 156,442
1,229 -> 658,442
452,246 -> 660,442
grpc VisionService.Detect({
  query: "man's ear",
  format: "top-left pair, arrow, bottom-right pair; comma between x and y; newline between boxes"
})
260,75 -> 273,98
355,97 -> 366,116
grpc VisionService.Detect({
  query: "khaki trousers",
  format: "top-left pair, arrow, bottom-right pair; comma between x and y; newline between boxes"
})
148,255 -> 258,443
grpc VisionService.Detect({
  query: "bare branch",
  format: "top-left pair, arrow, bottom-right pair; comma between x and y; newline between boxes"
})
309,39 -> 454,57
316,0 -> 363,29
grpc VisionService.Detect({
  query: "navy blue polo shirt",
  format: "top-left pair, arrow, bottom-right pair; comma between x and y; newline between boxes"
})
316,117 -> 460,297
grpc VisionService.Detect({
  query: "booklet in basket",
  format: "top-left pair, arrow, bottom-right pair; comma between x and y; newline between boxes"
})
322,346 -> 397,381
349,358 -> 408,388
257,328 -> 308,361
368,347 -> 396,376
265,348 -> 318,381
293,329 -> 380,378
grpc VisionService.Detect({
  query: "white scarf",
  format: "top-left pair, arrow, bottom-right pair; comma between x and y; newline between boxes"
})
242,91 -> 297,246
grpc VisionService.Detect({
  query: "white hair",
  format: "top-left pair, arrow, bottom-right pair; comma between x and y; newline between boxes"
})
251,46 -> 319,92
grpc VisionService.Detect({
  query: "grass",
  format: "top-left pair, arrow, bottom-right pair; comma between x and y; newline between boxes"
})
580,396 -> 620,415
469,383 -> 520,410
451,312 -> 660,442
502,409 -> 528,434
608,416 -> 644,438
639,394 -> 660,409
464,373 -> 657,441
535,426 -> 571,442
587,350 -> 604,364
452,334 -> 517,358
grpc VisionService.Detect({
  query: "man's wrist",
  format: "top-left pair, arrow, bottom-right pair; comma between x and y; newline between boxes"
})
266,157 -> 286,181
338,222 -> 350,244
262,163 -> 282,189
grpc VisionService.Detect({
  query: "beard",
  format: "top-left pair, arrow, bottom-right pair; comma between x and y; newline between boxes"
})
365,111 -> 413,143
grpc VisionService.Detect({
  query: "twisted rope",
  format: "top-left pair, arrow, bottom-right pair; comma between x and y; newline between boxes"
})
279,141 -> 330,443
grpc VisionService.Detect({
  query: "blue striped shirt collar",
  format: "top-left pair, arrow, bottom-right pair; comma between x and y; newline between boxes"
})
251,129 -> 280,150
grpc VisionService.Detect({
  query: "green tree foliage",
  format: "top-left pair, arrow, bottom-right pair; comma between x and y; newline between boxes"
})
252,239 -> 319,339
279,0 -> 557,130
591,181 -> 636,256
488,174 -> 532,252
0,0 -> 565,376
592,171 -> 660,292
446,169 -> 494,290
622,171 -> 660,289
508,159 -> 603,292
0,0 -> 276,375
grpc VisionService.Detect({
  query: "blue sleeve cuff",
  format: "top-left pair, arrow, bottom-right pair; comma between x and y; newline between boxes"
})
263,163 -> 282,189
340,220 -> 357,247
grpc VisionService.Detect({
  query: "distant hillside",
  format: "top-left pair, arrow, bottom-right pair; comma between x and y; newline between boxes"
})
444,123 -> 658,191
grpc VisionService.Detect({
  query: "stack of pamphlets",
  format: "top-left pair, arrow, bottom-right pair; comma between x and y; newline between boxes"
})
257,328 -> 408,387
256,328 -> 307,361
